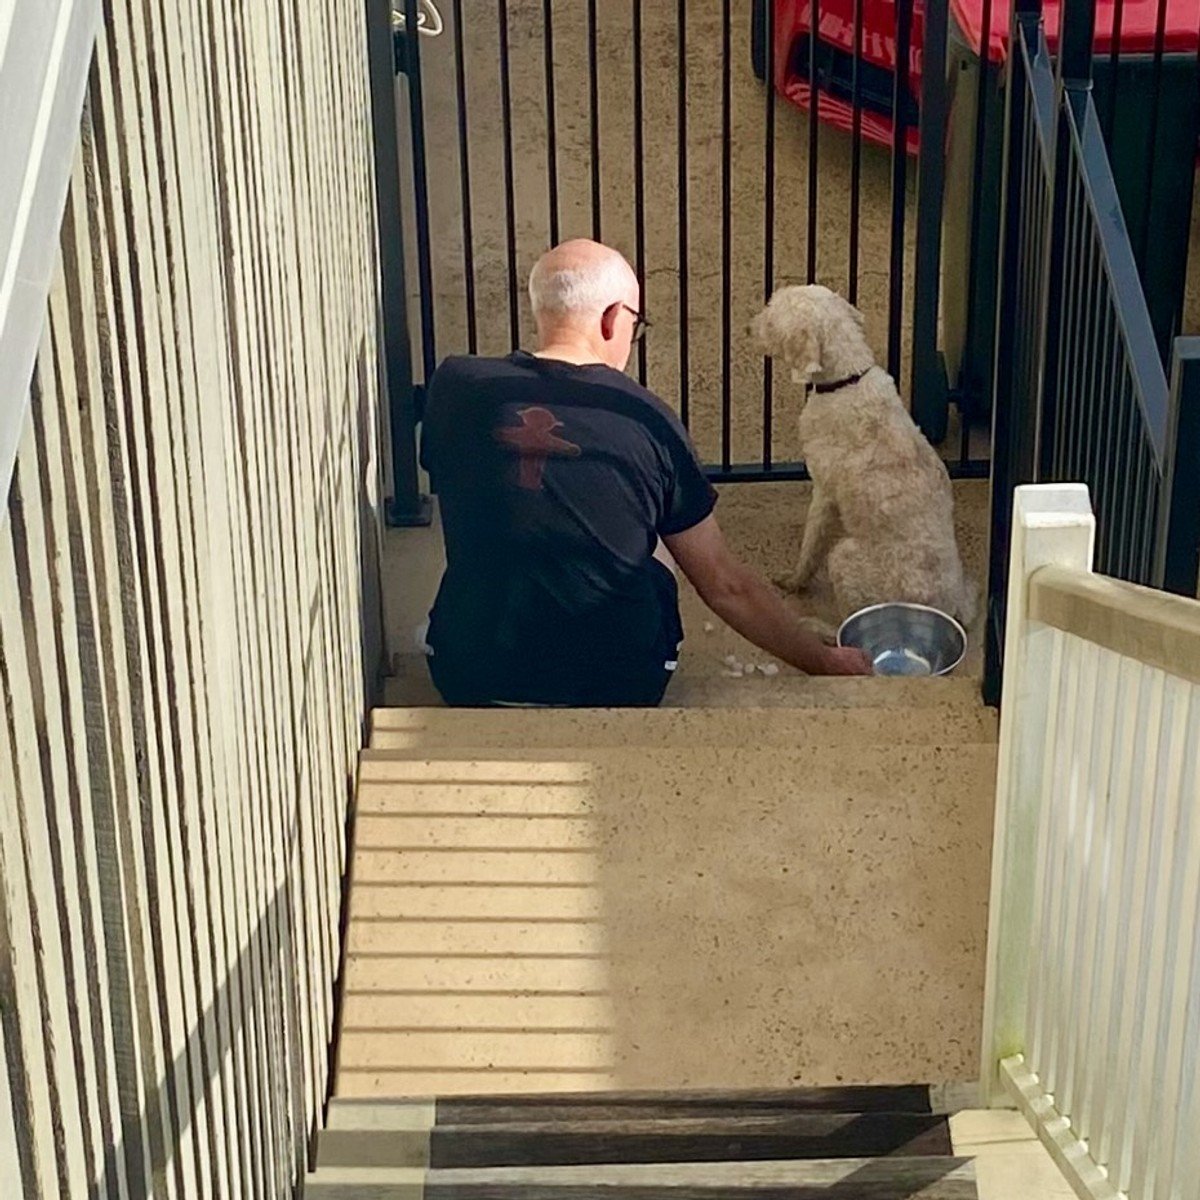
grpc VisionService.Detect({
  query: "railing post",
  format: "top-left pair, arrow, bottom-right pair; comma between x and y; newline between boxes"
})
910,0 -> 951,444
1155,337 -> 1200,595
980,484 -> 1095,1106
984,0 -> 1043,706
365,0 -> 431,527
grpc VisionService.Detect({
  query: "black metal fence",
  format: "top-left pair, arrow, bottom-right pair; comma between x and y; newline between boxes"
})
986,0 -> 1200,703
375,0 -> 990,518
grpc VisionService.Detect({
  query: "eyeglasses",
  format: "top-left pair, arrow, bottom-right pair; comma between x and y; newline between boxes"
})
619,304 -> 651,343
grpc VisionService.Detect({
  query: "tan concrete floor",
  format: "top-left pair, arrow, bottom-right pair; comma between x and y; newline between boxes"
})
378,479 -> 990,694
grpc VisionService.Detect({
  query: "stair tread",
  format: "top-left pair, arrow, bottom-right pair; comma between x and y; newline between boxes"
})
369,704 -> 996,753
327,1085 -> 948,1121
379,672 -> 987,712
306,1155 -> 977,1196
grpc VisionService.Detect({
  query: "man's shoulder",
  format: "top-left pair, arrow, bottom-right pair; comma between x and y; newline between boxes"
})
431,354 -> 520,385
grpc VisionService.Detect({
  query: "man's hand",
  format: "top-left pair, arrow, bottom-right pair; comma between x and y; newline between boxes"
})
664,515 -> 875,677
814,645 -> 874,676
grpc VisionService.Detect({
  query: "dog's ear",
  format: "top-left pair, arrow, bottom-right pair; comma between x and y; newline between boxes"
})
752,291 -> 823,383
786,324 -> 822,386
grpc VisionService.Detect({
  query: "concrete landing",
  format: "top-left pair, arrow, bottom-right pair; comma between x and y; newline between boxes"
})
380,480 -> 990,707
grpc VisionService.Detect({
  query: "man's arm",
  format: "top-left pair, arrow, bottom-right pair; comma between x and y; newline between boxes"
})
664,515 -> 873,676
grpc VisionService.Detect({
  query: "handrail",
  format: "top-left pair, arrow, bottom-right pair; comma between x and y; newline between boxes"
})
1030,564 -> 1200,684
0,0 -> 100,503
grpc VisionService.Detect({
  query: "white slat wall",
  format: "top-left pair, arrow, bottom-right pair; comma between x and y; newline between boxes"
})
0,0 -> 384,1195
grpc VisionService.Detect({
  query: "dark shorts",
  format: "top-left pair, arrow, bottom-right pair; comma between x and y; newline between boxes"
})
429,562 -> 683,708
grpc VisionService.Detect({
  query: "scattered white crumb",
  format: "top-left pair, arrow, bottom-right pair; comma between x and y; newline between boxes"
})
721,668 -> 744,679
723,654 -> 742,669
760,662 -> 780,677
703,621 -> 716,634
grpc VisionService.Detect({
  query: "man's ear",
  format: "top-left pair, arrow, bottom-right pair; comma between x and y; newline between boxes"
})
599,302 -> 620,343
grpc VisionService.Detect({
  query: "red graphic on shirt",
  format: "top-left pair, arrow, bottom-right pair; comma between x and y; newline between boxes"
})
496,407 -> 581,490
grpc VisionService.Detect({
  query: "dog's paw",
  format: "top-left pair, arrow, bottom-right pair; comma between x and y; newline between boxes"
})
775,570 -> 808,594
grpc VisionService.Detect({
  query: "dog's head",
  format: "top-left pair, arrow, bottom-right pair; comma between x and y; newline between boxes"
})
749,284 -> 867,387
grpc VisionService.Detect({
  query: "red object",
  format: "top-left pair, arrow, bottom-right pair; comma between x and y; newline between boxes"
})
769,0 -> 1200,153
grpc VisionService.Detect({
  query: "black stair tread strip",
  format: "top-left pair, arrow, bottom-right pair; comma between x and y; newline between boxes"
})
423,1153 -> 977,1198
428,1113 -> 953,1169
434,1085 -> 936,1123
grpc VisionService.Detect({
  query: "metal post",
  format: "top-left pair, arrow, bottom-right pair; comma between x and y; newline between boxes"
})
984,0 -> 1044,707
911,0 -> 951,443
887,0 -> 913,382
365,0 -> 430,526
1155,338 -> 1200,595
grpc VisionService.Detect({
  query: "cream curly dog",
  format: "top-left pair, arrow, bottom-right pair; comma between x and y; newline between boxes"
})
751,284 -> 976,627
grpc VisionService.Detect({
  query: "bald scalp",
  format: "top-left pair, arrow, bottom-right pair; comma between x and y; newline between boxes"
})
528,239 -> 638,320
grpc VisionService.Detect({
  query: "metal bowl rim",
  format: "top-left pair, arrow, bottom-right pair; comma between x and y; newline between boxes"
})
836,601 -> 968,676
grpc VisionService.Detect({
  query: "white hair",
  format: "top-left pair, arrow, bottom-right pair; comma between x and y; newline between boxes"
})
528,253 -> 632,318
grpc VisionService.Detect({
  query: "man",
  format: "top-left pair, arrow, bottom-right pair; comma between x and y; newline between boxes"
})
421,239 -> 872,706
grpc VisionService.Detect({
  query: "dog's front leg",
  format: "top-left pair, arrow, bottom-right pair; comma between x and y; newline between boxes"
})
777,486 -> 836,593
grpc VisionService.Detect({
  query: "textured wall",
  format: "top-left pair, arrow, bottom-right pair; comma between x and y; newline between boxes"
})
0,0 -> 384,1195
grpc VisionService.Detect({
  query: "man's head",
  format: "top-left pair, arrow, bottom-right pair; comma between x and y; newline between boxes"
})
528,240 -> 643,370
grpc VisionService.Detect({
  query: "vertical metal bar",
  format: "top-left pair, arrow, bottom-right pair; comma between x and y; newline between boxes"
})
848,0 -> 864,303
1105,0 -> 1126,140
763,0 -> 777,469
911,0 -> 951,442
587,0 -> 602,241
1050,162 -> 1081,479
497,0 -> 520,349
1129,435 -> 1151,582
1079,230 -> 1104,485
1069,214 -> 1099,481
542,0 -> 560,247
1094,299 -> 1119,564
721,0 -> 732,470
807,0 -> 820,283
366,0 -> 425,525
1155,339 -> 1200,593
961,0 -> 996,417
1112,369 -> 1135,578
677,0 -> 690,428
451,0 -> 478,354
633,0 -> 648,386
1138,0 -> 1170,262
404,0 -> 437,381
888,0 -> 913,381
1059,0 -> 1098,85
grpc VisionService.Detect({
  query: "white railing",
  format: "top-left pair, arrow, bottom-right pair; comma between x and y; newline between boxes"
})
982,484 -> 1200,1200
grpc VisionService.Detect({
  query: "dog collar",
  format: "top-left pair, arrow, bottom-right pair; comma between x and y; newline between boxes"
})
808,368 -> 872,395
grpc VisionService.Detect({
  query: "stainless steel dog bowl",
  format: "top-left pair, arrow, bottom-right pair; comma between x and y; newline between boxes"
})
837,603 -> 967,677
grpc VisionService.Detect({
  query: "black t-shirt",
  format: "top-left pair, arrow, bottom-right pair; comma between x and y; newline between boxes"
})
421,352 -> 717,701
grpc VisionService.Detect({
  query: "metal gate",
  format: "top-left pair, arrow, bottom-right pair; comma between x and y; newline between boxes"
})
373,0 -> 992,521
983,0 -> 1200,705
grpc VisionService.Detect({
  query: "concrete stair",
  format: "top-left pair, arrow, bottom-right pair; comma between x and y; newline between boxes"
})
305,1087 -> 980,1197
336,695 -> 998,1101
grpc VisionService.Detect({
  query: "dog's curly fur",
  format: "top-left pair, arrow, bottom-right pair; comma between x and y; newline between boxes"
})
752,284 -> 976,626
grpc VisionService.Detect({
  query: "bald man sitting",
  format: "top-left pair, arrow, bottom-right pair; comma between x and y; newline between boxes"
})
420,239 -> 871,707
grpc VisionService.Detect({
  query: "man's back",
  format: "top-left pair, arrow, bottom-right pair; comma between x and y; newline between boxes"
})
421,352 -> 716,705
